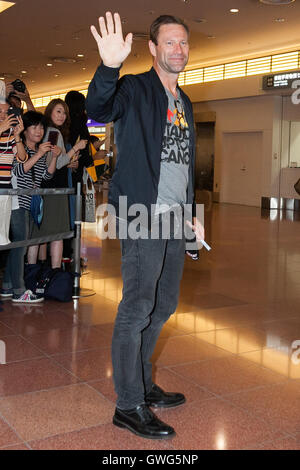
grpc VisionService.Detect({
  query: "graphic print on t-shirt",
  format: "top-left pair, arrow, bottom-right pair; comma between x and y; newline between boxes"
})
162,98 -> 190,165
156,90 -> 190,208
167,99 -> 189,131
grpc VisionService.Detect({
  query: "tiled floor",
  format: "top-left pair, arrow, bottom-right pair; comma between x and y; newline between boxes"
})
0,202 -> 300,450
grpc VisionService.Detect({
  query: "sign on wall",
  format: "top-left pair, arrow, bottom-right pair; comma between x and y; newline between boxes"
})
263,71 -> 300,90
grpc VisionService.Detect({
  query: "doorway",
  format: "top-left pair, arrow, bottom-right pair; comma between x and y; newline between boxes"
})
220,131 -> 263,207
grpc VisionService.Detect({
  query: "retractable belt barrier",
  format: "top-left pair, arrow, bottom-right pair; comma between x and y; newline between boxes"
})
0,188 -> 75,196
0,188 -> 75,250
0,183 -> 86,298
0,232 -> 74,250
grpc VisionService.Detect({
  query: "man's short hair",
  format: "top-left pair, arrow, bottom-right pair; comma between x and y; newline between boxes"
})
150,15 -> 189,45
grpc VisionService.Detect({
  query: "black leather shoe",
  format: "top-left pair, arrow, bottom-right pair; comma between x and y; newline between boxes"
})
145,383 -> 186,408
113,404 -> 175,440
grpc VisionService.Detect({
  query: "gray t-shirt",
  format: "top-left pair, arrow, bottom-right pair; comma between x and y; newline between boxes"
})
155,89 -> 190,213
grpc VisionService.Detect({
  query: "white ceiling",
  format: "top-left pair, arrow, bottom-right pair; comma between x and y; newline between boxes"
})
1,0 -> 300,97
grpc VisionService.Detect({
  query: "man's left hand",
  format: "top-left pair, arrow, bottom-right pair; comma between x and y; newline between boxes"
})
186,217 -> 205,243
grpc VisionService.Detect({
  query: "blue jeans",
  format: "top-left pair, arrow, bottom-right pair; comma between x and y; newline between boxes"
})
112,229 -> 185,410
3,208 -> 32,295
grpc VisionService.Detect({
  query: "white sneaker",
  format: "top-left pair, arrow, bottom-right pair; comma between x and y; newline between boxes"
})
0,288 -> 13,298
12,290 -> 44,303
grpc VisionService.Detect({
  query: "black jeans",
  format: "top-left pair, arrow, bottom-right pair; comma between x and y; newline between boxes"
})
112,230 -> 185,410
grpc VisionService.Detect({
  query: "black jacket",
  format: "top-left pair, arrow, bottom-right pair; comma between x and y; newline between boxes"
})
86,63 -> 195,216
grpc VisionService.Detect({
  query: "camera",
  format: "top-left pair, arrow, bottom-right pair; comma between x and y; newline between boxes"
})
11,79 -> 26,93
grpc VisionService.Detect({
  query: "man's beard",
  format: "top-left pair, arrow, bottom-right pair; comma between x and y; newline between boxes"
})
163,57 -> 188,74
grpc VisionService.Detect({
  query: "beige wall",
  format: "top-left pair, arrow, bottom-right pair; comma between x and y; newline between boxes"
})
181,73 -> 300,204
192,94 -> 282,202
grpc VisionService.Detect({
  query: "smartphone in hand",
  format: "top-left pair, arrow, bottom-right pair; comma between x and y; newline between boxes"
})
48,130 -> 59,146
7,107 -> 21,127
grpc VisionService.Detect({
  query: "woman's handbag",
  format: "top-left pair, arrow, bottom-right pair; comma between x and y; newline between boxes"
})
82,168 -> 96,222
30,195 -> 44,227
30,166 -> 43,227
0,195 -> 12,245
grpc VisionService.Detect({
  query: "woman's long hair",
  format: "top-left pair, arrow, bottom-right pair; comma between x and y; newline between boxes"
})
64,90 -> 88,146
65,90 -> 87,122
44,99 -> 70,143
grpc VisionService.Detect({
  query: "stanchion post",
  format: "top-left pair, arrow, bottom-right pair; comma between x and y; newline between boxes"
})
73,182 -> 82,298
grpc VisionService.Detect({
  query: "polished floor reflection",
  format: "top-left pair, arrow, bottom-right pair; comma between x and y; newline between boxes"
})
0,202 -> 300,450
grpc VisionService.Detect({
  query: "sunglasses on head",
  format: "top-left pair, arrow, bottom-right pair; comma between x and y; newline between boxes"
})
174,99 -> 187,131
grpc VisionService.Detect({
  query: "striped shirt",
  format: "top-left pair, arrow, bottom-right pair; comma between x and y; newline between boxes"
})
12,145 -> 52,210
0,129 -> 17,188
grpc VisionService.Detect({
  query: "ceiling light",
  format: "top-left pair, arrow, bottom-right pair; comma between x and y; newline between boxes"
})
230,8 -> 239,13
77,54 -> 84,57
0,1 -> 15,14
21,71 -> 27,74
275,17 -> 286,21
46,63 -> 53,67
259,0 -> 294,4
52,57 -> 76,63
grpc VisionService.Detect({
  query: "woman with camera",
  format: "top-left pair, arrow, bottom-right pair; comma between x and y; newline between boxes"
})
1,111 -> 60,303
6,79 -> 35,113
28,99 -> 87,269
62,90 -> 94,262
0,86 -> 27,247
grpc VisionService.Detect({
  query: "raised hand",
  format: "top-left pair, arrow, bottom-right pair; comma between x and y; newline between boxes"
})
15,88 -> 30,103
75,139 -> 88,151
13,116 -> 24,137
0,114 -> 17,135
67,159 -> 79,170
37,141 -> 52,157
50,145 -> 62,158
90,11 -> 133,68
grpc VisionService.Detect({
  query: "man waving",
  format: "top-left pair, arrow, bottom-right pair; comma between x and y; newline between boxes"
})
86,12 -> 204,440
